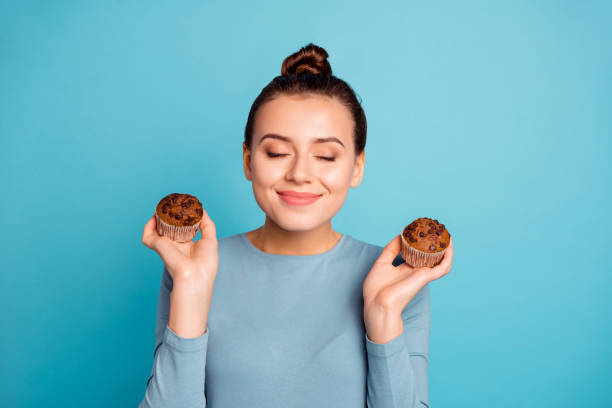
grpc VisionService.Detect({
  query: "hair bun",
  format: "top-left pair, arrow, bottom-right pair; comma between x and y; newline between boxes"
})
281,43 -> 332,76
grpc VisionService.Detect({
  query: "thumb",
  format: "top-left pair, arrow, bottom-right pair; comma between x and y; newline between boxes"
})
193,208 -> 218,258
376,234 -> 401,265
198,208 -> 217,240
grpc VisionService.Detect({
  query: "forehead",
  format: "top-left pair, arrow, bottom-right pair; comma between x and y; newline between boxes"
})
253,94 -> 353,146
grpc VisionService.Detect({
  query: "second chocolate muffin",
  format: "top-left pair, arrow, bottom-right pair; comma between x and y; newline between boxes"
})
400,217 -> 451,268
155,193 -> 204,242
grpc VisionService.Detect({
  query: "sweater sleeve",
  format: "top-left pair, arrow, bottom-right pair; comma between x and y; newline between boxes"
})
364,283 -> 431,408
139,266 -> 210,408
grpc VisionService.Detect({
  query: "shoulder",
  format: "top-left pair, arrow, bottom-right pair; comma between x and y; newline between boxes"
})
346,235 -> 406,268
218,232 -> 244,251
342,235 -> 382,265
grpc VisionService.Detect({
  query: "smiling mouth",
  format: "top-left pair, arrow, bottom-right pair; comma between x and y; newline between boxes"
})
277,191 -> 322,206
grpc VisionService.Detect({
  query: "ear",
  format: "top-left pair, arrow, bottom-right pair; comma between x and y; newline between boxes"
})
243,142 -> 253,181
350,150 -> 365,188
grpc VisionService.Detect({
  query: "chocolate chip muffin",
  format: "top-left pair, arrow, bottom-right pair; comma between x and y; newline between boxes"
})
155,193 -> 204,242
400,217 -> 451,268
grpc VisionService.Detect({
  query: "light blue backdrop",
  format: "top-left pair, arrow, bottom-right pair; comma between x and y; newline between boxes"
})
1,1 -> 610,407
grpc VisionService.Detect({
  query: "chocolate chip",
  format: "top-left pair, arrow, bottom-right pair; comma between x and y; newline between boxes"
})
175,214 -> 183,220
183,219 -> 191,226
162,207 -> 167,214
196,208 -> 203,215
180,209 -> 186,215
168,211 -> 174,217
435,230 -> 441,236
409,236 -> 417,243
440,242 -> 447,248
429,244 -> 436,251
419,232 -> 425,237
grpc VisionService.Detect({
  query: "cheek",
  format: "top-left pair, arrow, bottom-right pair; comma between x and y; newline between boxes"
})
321,163 -> 354,188
251,155 -> 277,185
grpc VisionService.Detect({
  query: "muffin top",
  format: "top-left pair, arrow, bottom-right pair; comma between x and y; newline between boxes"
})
156,193 -> 203,226
402,217 -> 451,253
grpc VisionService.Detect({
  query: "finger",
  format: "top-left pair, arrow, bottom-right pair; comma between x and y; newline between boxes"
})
375,234 -> 401,265
152,234 -> 181,261
431,236 -> 454,278
441,236 -> 454,268
193,208 -> 218,261
142,214 -> 158,248
198,208 -> 217,241
142,213 -> 180,257
383,269 -> 429,310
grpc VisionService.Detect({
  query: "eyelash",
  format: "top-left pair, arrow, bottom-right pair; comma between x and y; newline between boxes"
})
266,152 -> 336,162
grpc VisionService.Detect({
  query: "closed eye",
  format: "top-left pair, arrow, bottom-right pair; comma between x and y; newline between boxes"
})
266,152 -> 336,162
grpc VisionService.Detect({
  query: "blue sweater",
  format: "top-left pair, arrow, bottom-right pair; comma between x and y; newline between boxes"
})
139,232 -> 430,407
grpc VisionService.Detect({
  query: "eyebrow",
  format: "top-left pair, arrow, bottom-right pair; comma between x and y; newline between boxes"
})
258,133 -> 345,149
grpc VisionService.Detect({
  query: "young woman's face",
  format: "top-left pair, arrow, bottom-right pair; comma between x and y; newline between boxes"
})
243,94 -> 365,232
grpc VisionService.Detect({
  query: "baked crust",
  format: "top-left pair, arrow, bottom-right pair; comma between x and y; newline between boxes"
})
155,193 -> 203,227
402,217 -> 450,253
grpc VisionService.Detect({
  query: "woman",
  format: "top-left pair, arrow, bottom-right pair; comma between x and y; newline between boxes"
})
139,43 -> 453,408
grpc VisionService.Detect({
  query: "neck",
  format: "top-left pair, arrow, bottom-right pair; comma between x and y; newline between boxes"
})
246,217 -> 342,255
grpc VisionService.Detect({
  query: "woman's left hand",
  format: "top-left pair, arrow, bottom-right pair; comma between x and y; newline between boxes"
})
362,234 -> 453,343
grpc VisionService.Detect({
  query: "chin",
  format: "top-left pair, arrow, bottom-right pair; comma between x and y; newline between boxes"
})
272,213 -> 327,232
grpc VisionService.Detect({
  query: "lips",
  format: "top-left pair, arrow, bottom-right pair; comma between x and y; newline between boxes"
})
277,190 -> 322,206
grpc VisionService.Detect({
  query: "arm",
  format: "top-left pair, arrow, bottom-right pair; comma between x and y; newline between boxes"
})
139,266 -> 210,408
364,283 -> 430,408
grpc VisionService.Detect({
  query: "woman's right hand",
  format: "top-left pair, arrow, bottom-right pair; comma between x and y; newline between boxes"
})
142,208 -> 219,288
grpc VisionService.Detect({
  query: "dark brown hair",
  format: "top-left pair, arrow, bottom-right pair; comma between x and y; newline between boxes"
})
243,43 -> 367,156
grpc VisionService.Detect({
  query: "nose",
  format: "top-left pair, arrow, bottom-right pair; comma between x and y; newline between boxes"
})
286,152 -> 313,184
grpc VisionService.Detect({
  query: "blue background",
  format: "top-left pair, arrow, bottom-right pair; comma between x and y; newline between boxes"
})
1,1 -> 610,406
